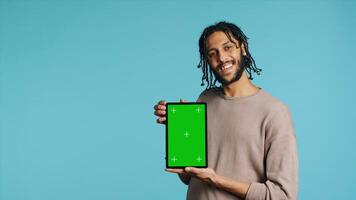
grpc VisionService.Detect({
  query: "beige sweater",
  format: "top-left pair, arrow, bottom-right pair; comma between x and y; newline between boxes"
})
179,88 -> 298,200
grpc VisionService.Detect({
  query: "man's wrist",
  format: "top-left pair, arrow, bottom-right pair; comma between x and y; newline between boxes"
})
209,173 -> 220,187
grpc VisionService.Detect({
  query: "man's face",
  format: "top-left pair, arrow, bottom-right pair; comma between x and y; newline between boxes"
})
205,31 -> 247,85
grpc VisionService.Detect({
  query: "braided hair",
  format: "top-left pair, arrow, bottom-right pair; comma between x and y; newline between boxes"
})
197,21 -> 262,89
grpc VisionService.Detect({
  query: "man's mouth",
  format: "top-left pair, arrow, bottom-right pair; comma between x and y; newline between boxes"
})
219,62 -> 234,74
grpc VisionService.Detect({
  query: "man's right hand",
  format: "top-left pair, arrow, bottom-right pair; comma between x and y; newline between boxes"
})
153,99 -> 187,124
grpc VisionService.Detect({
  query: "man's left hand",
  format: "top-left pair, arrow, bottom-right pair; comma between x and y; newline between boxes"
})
166,167 -> 217,185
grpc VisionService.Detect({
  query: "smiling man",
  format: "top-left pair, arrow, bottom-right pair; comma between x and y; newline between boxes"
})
154,21 -> 298,200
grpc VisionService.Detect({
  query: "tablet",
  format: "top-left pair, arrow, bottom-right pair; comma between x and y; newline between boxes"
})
166,102 -> 207,168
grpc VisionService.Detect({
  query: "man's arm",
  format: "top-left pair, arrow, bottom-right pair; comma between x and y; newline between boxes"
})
166,167 -> 250,199
245,105 -> 298,200
211,174 -> 251,198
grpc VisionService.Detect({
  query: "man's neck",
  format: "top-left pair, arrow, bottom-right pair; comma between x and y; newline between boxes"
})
221,72 -> 260,98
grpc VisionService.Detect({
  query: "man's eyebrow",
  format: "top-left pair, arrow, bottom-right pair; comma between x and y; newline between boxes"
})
222,41 -> 232,46
207,41 -> 236,52
224,40 -> 239,47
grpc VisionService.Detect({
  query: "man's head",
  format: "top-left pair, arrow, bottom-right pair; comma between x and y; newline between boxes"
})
197,21 -> 262,89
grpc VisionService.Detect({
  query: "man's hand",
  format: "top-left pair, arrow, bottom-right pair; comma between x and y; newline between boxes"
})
166,167 -> 250,198
166,167 -> 217,185
153,99 -> 187,124
154,100 -> 167,124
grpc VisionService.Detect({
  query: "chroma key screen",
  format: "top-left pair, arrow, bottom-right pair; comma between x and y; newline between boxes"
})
166,103 -> 207,168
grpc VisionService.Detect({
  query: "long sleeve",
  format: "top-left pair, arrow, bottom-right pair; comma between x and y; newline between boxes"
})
246,105 -> 299,200
178,174 -> 191,185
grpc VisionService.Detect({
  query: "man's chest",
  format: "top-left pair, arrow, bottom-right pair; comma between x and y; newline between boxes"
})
206,103 -> 266,148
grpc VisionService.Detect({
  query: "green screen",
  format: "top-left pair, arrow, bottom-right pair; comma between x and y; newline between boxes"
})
166,103 -> 207,168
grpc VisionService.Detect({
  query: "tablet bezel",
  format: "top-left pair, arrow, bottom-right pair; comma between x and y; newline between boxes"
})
165,102 -> 208,169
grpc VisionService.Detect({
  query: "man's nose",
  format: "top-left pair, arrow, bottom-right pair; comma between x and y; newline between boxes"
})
218,51 -> 229,63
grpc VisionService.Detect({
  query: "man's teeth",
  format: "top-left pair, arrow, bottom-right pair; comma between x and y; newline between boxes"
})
222,64 -> 232,70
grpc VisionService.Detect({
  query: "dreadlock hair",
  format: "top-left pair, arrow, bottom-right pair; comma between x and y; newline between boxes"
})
197,21 -> 262,90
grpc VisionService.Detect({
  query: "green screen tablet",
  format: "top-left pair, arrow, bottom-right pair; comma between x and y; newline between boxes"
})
166,102 -> 207,168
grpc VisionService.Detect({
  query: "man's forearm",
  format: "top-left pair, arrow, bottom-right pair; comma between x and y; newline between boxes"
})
211,175 -> 251,199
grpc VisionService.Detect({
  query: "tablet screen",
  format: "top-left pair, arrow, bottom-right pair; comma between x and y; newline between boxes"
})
166,103 -> 207,168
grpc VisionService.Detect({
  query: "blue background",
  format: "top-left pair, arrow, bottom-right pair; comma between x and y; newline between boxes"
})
1,0 -> 355,199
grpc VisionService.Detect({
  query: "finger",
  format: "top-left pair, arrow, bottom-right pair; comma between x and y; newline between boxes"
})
156,117 -> 166,124
154,104 -> 166,112
185,167 -> 200,174
154,100 -> 166,110
155,104 -> 166,110
154,110 -> 166,116
165,168 -> 185,174
158,100 -> 167,105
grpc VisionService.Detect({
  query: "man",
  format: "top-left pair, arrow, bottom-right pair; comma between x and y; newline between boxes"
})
154,21 -> 298,200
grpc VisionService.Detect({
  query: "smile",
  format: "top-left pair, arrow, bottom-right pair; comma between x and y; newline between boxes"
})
219,63 -> 233,74
222,63 -> 232,70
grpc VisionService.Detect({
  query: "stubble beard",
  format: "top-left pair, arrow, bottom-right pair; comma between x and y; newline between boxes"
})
212,55 -> 249,86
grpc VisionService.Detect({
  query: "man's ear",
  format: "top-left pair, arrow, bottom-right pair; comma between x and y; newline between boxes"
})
241,42 -> 247,56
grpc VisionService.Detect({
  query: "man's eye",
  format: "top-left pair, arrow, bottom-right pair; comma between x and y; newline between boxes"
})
225,45 -> 232,50
208,53 -> 216,57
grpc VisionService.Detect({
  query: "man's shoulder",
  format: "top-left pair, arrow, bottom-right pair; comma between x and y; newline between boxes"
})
197,87 -> 220,101
196,87 -> 291,113
258,89 -> 290,115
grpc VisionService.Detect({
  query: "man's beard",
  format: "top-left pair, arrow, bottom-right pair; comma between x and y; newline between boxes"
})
212,56 -> 249,86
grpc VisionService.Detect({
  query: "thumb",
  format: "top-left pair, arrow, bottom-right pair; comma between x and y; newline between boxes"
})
180,98 -> 187,103
185,167 -> 198,174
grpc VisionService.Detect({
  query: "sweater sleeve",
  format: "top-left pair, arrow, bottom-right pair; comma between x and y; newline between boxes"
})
178,174 -> 191,185
246,105 -> 299,200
